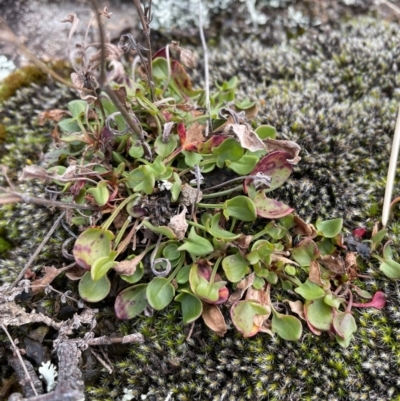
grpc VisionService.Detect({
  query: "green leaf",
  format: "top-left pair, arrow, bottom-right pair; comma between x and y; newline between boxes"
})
188,260 -> 228,304
252,276 -> 265,290
323,293 -> 346,309
371,229 -> 387,249
317,237 -> 335,256
176,264 -> 191,284
306,298 -> 333,331
252,191 -> 294,219
170,172 -> 182,202
284,265 -> 297,276
177,227 -> 213,256
265,271 -> 278,284
120,262 -> 144,284
377,256 -> 400,279
271,309 -> 302,341
154,134 -> 178,159
68,99 -> 87,119
152,57 -> 169,81
212,138 -> 244,168
91,250 -> 117,281
142,220 -> 177,239
58,118 -> 81,133
126,165 -> 155,194
87,181 -> 109,206
79,272 -> 111,303
231,300 -> 270,337
73,228 -> 114,270
182,150 -> 203,168
291,238 -> 320,267
175,291 -> 203,324
226,155 -> 259,175
206,213 -> 242,241
128,143 -> 145,159
163,243 -> 181,261
146,277 -> 175,310
263,221 -> 287,240
294,279 -> 325,300
222,253 -> 250,282
223,196 -> 257,222
334,312 -> 357,348
147,156 -> 169,179
316,218 -> 343,238
255,125 -> 276,139
114,284 -> 148,319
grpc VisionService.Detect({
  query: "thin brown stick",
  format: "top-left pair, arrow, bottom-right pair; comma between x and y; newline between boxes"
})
0,190 -> 98,211
133,0 -> 155,101
87,0 -> 106,86
9,211 -> 66,290
1,324 -> 39,396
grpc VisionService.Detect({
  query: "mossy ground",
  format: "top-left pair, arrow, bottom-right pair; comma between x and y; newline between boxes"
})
2,14 -> 400,401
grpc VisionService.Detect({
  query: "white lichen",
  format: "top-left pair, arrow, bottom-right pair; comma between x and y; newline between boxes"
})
38,360 -> 58,392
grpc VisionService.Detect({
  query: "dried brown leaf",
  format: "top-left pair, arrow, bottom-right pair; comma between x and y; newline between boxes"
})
226,272 -> 255,307
264,138 -> 301,164
224,123 -> 265,152
271,253 -> 298,265
186,122 -> 205,145
71,72 -> 97,103
65,265 -> 86,281
114,249 -> 147,276
19,165 -> 51,182
202,304 -> 227,337
170,41 -> 196,68
168,207 -> 188,240
345,251 -> 357,271
293,215 -> 317,237
30,266 -> 60,295
38,109 -> 70,126
309,260 -> 324,286
319,253 -> 345,275
287,300 -> 305,320
179,183 -> 202,206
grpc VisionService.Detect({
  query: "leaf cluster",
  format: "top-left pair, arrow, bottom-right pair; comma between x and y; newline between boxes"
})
14,10 -> 396,348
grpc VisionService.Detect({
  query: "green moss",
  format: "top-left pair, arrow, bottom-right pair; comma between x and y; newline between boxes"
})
0,61 -> 71,102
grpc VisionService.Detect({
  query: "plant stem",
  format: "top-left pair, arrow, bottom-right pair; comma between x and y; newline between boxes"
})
102,193 -> 140,230
186,220 -> 206,231
133,0 -> 154,101
382,104 -> 400,226
201,185 -> 242,199
196,202 -> 223,209
114,216 -> 132,248
210,256 -> 223,283
9,211 -> 66,290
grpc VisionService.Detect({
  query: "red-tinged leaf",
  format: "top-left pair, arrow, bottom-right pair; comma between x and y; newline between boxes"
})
177,122 -> 186,144
195,135 -> 228,154
352,291 -> 386,309
152,46 -> 167,59
244,151 -> 293,194
231,300 -> 270,337
252,191 -> 294,219
171,60 -> 196,96
353,227 -> 367,238
189,259 -> 229,304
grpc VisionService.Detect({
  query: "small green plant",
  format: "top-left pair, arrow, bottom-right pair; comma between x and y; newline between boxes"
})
5,8 -> 397,349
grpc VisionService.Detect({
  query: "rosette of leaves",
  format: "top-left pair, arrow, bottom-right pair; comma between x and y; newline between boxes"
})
19,28 -> 392,347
